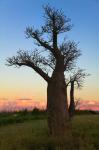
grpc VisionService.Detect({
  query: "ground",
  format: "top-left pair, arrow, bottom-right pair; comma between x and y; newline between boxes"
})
0,112 -> 99,150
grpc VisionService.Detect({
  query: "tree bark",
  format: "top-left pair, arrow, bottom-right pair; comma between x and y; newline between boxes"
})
69,81 -> 75,118
47,67 -> 70,136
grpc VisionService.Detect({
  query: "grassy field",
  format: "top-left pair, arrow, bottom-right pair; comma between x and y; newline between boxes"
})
0,112 -> 99,150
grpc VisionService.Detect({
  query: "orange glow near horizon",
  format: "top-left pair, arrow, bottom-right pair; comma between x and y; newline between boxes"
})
0,98 -> 99,112
0,70 -> 99,111
0,80 -> 99,100
0,82 -> 99,111
0,98 -> 47,112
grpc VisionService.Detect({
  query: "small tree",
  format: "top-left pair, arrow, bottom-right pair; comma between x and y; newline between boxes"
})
7,5 -> 80,136
67,69 -> 89,118
75,98 -> 82,110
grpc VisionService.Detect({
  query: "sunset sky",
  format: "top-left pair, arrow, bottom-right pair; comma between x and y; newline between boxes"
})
0,0 -> 99,111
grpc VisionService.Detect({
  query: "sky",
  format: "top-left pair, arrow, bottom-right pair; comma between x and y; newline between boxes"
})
0,0 -> 99,111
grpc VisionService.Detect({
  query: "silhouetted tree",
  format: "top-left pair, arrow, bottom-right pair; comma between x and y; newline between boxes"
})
7,5 -> 81,136
75,98 -> 82,110
67,69 -> 89,118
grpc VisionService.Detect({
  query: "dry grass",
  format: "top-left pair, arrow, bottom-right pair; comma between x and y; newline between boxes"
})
0,115 -> 99,150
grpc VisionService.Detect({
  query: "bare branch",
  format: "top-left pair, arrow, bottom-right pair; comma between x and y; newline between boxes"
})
25,27 -> 61,59
25,5 -> 73,60
75,98 -> 82,110
42,5 -> 72,58
66,80 -> 71,87
69,69 -> 90,88
42,5 -> 72,34
6,50 -> 51,82
25,27 -> 53,50
60,41 -> 81,71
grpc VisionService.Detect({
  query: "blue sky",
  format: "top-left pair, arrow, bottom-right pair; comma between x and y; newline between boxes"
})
0,0 -> 99,103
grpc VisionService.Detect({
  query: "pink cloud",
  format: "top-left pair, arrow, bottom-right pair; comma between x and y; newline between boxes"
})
77,100 -> 99,111
0,98 -> 99,112
0,98 -> 46,112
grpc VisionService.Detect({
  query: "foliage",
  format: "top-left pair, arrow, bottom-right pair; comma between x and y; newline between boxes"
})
0,109 -> 46,126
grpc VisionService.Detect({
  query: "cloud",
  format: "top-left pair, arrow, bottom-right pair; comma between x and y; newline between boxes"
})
79,100 -> 99,111
16,98 -> 33,101
0,98 -> 46,112
0,98 -> 99,112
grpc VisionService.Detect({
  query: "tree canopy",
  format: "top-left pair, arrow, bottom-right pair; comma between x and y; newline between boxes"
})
7,5 -> 81,82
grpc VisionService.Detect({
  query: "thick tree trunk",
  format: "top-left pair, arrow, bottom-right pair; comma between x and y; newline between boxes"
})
69,81 -> 75,118
47,69 -> 71,136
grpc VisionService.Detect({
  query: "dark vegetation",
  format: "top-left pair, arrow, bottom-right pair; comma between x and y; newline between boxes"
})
0,109 -> 98,126
0,108 -> 46,126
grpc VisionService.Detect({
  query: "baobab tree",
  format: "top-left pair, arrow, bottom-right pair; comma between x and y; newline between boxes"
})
67,69 -> 89,118
7,5 -> 81,136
